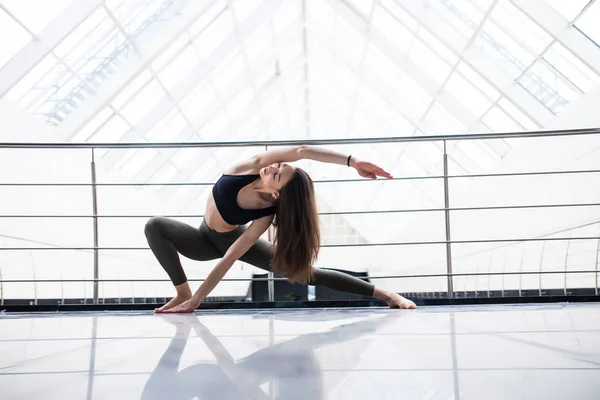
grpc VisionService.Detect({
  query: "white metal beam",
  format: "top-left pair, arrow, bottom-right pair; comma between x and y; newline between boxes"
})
0,0 -> 104,97
56,0 -> 222,140
509,0 -> 600,75
391,0 -> 554,126
325,0 -> 490,133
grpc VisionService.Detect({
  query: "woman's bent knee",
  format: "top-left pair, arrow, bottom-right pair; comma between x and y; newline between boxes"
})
144,216 -> 167,238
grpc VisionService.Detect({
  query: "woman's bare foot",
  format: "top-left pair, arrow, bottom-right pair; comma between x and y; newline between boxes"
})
374,288 -> 417,309
154,284 -> 193,313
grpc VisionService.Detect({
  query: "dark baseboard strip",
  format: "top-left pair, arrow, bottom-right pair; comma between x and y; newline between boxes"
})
1,295 -> 599,313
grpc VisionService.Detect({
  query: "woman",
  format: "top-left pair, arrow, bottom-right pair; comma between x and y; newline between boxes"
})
145,145 -> 417,313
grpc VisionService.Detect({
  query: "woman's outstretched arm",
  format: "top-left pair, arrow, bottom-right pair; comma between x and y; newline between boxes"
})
236,145 -> 393,179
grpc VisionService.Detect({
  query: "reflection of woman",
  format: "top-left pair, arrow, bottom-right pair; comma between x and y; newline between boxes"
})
141,313 -> 395,400
144,146 -> 417,313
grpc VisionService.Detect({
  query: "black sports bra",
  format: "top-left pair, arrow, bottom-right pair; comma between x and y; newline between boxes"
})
212,174 -> 276,225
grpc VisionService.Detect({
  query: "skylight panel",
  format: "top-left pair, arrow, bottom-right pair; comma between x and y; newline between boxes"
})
456,62 -> 500,101
575,1 -> 600,47
272,0 -> 299,36
88,113 -> 130,143
422,101 -> 468,134
418,29 -> 458,65
444,71 -> 492,116
119,79 -> 166,125
518,60 -> 580,114
0,9 -> 33,70
497,98 -> 539,130
1,0 -> 74,35
111,69 -> 153,109
481,106 -> 522,132
371,5 -> 414,54
192,9 -> 234,59
543,42 -> 600,93
546,0 -> 590,22
158,46 -> 200,90
145,109 -> 187,142
491,0 -> 553,54
232,0 -> 263,22
408,38 -> 452,84
380,0 -> 419,32
178,82 -> 217,121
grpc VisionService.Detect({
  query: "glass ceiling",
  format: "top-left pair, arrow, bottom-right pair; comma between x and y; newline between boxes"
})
1,0 -> 599,239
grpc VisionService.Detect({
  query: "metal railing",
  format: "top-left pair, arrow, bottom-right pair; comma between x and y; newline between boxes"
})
1,127 -> 599,304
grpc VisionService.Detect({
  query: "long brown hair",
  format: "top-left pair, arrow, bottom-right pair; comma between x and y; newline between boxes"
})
271,167 -> 320,284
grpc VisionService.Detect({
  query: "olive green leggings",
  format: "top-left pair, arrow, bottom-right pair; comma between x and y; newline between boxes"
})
144,216 -> 375,297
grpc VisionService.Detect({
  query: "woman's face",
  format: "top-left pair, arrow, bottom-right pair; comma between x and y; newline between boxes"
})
259,163 -> 295,194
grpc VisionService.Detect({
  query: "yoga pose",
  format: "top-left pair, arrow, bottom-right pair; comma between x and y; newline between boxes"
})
145,145 -> 417,313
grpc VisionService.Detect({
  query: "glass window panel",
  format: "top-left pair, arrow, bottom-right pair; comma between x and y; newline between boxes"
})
111,69 -> 153,109
497,98 -> 539,130
188,0 -> 227,38
430,0 -> 475,40
379,0 -> 419,31
444,71 -> 492,116
17,63 -> 71,112
149,163 -> 178,185
347,0 -> 374,17
481,106 -> 521,132
72,107 -> 114,142
88,114 -> 130,143
422,101 -> 468,134
477,21 -> 534,76
272,0 -> 299,36
179,82 -> 217,121
408,39 -> 452,84
364,46 -> 399,83
244,23 -> 273,67
212,53 -> 245,93
372,5 -> 414,54
394,70 -> 433,117
450,0 -> 486,25
152,33 -> 190,72
418,28 -> 458,64
2,0 -> 74,34
5,53 -> 57,103
145,110 -> 187,142
575,1 -> 600,45
53,8 -> 107,58
456,140 -> 496,169
307,0 -> 335,31
232,0 -> 263,21
121,149 -> 158,179
491,0 -> 553,54
192,10 -> 234,59
518,60 -> 580,114
543,43 -> 599,93
0,9 -> 32,69
120,0 -> 168,36
198,111 -> 229,140
225,86 -> 253,118
119,79 -> 166,125
158,45 -> 200,91
547,0 -> 590,22
456,62 -> 500,100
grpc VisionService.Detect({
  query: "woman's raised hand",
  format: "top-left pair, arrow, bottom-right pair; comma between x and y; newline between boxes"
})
352,159 -> 394,180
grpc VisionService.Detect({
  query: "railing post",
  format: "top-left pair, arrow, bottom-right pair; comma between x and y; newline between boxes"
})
91,149 -> 100,304
595,234 -> 599,296
443,140 -> 454,298
265,145 -> 275,302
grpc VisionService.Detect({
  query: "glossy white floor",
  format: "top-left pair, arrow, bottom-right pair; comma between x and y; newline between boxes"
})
0,303 -> 599,400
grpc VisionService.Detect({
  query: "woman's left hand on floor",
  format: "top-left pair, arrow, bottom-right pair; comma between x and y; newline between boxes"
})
157,297 -> 201,313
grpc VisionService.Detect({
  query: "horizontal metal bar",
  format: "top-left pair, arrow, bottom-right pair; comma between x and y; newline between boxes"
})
1,236 -> 599,251
1,269 -> 597,284
1,168 -> 599,187
0,127 -> 598,148
2,202 -> 599,219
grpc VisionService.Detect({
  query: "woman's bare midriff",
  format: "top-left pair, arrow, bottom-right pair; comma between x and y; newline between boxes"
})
203,192 -> 239,233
